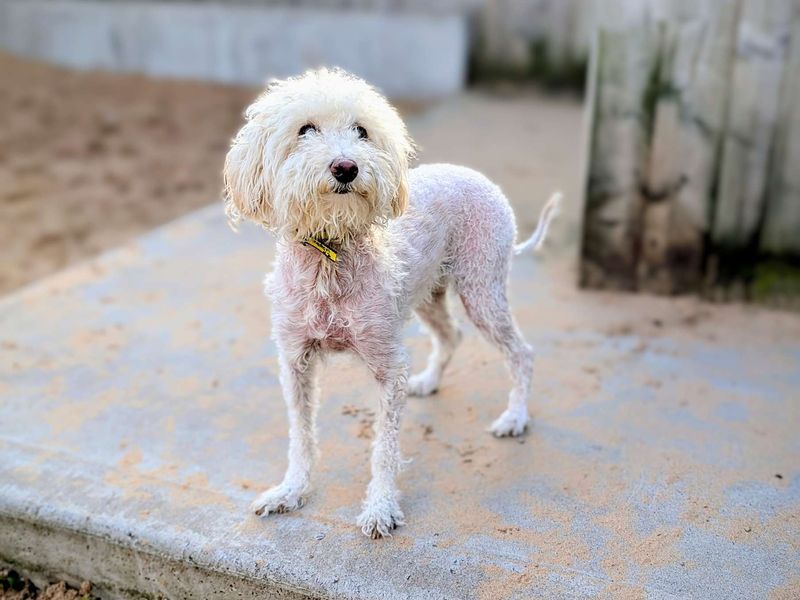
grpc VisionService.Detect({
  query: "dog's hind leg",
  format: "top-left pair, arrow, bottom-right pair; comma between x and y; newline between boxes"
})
458,277 -> 534,437
251,342 -> 320,516
408,285 -> 462,396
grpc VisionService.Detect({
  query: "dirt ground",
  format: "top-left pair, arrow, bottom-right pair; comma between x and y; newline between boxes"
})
0,52 -> 258,295
1,570 -> 91,600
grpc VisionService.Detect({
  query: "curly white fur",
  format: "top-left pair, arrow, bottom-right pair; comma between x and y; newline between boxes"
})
224,68 -> 560,539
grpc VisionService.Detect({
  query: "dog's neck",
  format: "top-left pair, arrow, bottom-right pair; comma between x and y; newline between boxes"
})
289,226 -> 386,260
277,228 -> 393,279
303,236 -> 338,262
276,229 -> 392,299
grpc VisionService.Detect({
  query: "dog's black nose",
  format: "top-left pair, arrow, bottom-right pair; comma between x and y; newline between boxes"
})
330,158 -> 358,184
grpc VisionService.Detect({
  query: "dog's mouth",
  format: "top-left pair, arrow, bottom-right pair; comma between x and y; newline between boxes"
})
333,184 -> 352,195
327,182 -> 367,198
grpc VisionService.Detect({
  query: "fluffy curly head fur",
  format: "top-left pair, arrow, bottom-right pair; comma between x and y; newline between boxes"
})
223,68 -> 415,242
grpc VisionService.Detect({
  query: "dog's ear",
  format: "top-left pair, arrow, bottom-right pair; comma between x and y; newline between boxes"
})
391,168 -> 409,218
389,133 -> 416,218
223,111 -> 273,230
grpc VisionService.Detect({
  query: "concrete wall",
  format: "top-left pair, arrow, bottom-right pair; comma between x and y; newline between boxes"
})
0,0 -> 470,99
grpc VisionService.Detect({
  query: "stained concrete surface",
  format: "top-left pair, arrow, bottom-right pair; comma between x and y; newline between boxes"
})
1,92 -> 800,599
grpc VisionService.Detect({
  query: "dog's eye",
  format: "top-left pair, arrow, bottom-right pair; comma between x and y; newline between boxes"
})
298,123 -> 318,136
355,125 -> 368,140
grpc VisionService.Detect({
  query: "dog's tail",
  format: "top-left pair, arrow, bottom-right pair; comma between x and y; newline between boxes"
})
513,191 -> 562,255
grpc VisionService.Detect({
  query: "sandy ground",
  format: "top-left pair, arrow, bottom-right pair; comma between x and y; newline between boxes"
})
0,52 -> 257,295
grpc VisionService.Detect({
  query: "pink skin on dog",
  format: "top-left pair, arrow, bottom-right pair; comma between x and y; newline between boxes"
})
224,68 -> 559,538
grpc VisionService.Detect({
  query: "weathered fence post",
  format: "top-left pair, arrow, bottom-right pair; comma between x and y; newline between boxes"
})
580,0 -> 800,302
580,24 -> 663,290
638,4 -> 740,294
712,0 -> 792,258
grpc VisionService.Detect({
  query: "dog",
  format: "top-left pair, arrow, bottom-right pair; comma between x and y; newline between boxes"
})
223,68 -> 560,539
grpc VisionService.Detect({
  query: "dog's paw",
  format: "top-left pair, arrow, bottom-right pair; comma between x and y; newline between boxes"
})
407,370 -> 439,396
357,501 -> 405,539
250,484 -> 306,516
489,409 -> 530,437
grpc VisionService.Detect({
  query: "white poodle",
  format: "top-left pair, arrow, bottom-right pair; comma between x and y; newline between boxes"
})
223,68 -> 559,539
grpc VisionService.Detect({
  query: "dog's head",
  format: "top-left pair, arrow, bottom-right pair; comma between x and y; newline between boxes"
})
223,68 -> 415,242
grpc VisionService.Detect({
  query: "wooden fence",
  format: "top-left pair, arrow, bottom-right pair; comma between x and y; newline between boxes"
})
580,0 -> 800,304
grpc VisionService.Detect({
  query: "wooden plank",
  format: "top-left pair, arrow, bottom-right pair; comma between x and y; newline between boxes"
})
761,11 -> 800,255
638,5 -> 740,293
712,0 -> 793,250
580,25 -> 663,289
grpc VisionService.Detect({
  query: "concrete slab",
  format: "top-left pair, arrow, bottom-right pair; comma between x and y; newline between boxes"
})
1,200 -> 799,599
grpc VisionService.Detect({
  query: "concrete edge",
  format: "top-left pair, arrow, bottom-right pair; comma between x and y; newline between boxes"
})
0,511 -> 319,599
0,438 -> 322,600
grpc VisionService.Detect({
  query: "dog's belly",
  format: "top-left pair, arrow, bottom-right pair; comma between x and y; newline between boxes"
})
319,328 -> 352,352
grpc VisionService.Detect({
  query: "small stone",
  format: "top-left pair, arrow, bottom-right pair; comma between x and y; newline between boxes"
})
315,532 -> 325,540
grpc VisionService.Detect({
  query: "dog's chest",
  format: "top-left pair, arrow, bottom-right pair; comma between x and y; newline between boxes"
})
273,265 -> 366,352
304,295 -> 354,351
271,242 -> 400,353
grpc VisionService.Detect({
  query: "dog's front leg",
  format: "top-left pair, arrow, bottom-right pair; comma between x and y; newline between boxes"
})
356,348 -> 409,538
251,343 -> 320,517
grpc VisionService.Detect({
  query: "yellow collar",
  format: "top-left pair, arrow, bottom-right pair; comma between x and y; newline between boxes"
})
303,237 -> 338,262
